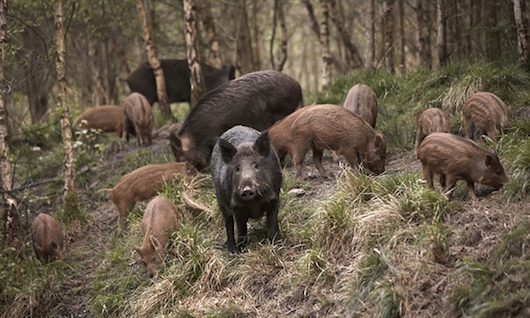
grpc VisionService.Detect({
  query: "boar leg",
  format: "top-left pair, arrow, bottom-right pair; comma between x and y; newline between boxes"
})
422,165 -> 434,188
223,213 -> 238,253
293,144 -> 310,179
266,201 -> 280,245
465,120 -> 475,140
235,214 -> 250,251
311,146 -> 327,178
439,174 -> 446,188
466,181 -> 478,201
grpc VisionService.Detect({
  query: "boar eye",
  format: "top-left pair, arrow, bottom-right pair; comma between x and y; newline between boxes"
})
253,162 -> 258,169
235,165 -> 240,172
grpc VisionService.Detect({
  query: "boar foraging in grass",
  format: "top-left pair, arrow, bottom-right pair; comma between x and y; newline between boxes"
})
463,92 -> 510,141
102,161 -> 197,230
125,59 -> 236,105
343,83 -> 378,128
30,213 -> 64,262
170,70 -> 302,170
74,105 -> 131,140
416,107 -> 451,154
133,196 -> 179,277
417,132 -> 507,200
122,92 -> 153,146
211,126 -> 282,253
269,104 -> 386,178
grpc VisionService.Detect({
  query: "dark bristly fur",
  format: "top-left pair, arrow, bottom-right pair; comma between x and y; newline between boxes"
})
343,83 -> 378,128
210,126 -> 282,253
463,92 -> 510,141
417,132 -> 506,200
171,70 -> 302,170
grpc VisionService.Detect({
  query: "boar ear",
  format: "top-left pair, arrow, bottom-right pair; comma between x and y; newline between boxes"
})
254,130 -> 271,157
219,138 -> 237,164
374,132 -> 384,150
485,154 -> 495,168
50,240 -> 58,250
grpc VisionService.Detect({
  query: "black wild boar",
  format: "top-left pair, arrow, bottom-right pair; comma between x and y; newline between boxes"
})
271,104 -> 386,178
210,125 -> 282,253
30,213 -> 64,262
417,132 -> 507,200
171,70 -> 303,170
415,107 -> 451,154
463,92 -> 510,141
122,92 -> 154,146
343,83 -> 378,128
125,59 -> 236,105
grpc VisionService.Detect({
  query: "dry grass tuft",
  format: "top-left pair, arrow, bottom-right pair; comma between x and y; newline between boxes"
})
125,279 -> 178,317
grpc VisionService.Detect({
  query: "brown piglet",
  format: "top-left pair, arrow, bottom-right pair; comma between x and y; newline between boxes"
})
462,92 -> 510,141
102,161 -> 197,230
122,92 -> 154,146
343,83 -> 378,128
74,105 -> 126,138
417,132 -> 507,200
415,107 -> 451,155
133,196 -> 179,277
270,104 -> 386,178
30,213 -> 64,262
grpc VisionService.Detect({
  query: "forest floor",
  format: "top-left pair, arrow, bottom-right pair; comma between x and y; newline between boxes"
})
4,130 -> 529,318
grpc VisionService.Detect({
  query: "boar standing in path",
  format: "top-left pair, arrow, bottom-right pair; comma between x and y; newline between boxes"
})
102,161 -> 197,230
171,70 -> 303,170
122,92 -> 154,146
343,83 -> 378,128
268,106 -> 312,164
125,59 -> 236,105
30,213 -> 64,262
463,92 -> 510,141
270,104 -> 386,178
417,132 -> 507,200
133,196 -> 179,277
416,107 -> 451,154
210,126 -> 282,253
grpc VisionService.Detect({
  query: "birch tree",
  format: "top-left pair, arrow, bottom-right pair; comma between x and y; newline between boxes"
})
54,0 -> 79,213
513,0 -> 529,65
319,0 -> 331,87
1,0 -> 20,246
383,0 -> 395,73
184,0 -> 206,106
436,0 -> 448,67
136,0 -> 170,116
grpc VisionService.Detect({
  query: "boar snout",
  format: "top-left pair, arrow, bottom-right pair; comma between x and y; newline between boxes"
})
240,185 -> 256,201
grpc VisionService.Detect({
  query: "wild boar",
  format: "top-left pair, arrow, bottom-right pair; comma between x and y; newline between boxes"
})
125,59 -> 236,105
273,104 -> 386,178
171,70 -> 303,170
133,196 -> 179,277
210,126 -> 282,253
343,83 -> 378,128
416,107 -> 451,154
122,92 -> 154,146
102,161 -> 197,230
268,106 -> 312,164
417,132 -> 507,200
30,213 -> 64,262
463,92 -> 510,141
74,105 -> 127,138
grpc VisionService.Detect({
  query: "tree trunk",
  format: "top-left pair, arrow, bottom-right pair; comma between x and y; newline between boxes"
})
0,0 -> 20,246
365,0 -> 375,70
328,0 -> 363,68
398,0 -> 405,73
303,0 -> 321,42
235,0 -> 256,75
320,0 -> 332,87
54,0 -> 79,213
184,0 -> 206,107
197,0 -> 223,68
415,0 -> 432,68
136,0 -> 171,116
437,0 -> 448,67
251,1 -> 262,69
87,38 -> 104,106
513,0 -> 529,65
383,0 -> 395,73
270,0 -> 288,71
